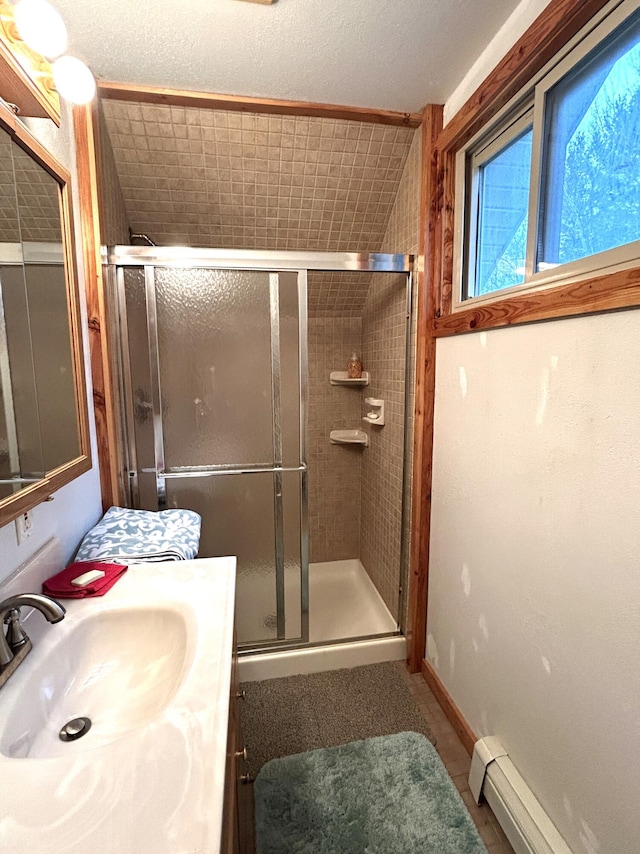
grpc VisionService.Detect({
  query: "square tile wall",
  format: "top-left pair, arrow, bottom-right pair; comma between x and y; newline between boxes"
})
0,147 -> 20,241
12,147 -> 61,242
307,130 -> 421,583
360,130 -> 422,621
308,271 -> 372,317
308,317 -> 363,562
98,102 -> 130,246
101,100 -> 415,254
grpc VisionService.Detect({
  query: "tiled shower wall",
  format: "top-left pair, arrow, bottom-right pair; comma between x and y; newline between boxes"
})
102,100 -> 414,252
308,316 -> 363,562
306,130 -> 421,591
98,103 -> 130,246
360,130 -> 422,620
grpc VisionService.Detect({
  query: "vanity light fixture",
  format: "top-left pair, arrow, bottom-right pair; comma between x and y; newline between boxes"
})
11,0 -> 96,104
12,0 -> 66,58
52,54 -> 96,104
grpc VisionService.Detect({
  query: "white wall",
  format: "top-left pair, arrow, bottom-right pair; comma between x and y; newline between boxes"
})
428,2 -> 640,852
428,315 -> 640,853
443,0 -> 551,124
0,102 -> 102,584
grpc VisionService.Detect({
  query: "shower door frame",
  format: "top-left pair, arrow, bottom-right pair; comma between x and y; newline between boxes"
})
106,246 -> 413,655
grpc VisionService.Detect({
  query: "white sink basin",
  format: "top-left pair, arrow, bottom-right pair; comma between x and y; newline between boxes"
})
2,606 -> 190,758
0,557 -> 237,854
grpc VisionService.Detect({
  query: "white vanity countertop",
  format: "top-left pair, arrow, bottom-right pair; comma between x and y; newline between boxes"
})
0,556 -> 237,854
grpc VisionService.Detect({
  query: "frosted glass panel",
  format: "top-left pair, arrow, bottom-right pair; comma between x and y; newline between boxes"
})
166,470 -> 304,645
155,268 -> 274,468
279,272 -> 301,467
282,469 -> 303,639
166,473 -> 278,644
117,263 -> 306,647
123,267 -> 157,509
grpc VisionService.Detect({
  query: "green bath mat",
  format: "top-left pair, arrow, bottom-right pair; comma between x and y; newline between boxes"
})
254,731 -> 488,854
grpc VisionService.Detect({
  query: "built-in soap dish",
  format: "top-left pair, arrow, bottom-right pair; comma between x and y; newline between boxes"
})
363,398 -> 384,426
330,429 -> 369,447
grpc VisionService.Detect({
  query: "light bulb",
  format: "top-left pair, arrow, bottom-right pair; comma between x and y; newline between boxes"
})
14,0 -> 67,59
52,55 -> 96,104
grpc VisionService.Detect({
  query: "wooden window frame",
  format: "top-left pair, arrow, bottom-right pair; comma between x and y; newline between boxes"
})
433,0 -> 640,338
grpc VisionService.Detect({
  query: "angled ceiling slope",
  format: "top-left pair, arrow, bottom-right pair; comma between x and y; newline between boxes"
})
102,99 -> 416,253
102,99 -> 418,316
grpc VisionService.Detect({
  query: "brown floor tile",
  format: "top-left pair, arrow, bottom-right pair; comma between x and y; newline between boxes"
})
477,822 -> 501,847
394,663 -> 515,853
451,772 -> 470,793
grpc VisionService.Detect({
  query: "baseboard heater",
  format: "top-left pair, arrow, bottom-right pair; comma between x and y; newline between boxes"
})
469,737 -> 573,854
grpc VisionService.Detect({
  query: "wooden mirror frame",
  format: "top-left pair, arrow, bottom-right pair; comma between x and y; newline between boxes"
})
0,102 -> 91,527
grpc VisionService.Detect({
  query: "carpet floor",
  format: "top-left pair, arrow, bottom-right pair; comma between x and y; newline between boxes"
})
254,731 -> 489,854
240,662 -> 435,779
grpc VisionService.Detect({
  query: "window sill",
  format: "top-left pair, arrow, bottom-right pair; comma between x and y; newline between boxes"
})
434,265 -> 640,337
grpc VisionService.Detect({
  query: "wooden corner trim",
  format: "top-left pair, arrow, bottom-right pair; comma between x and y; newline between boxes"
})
421,659 -> 477,756
97,81 -> 422,128
406,104 -> 443,674
72,102 -> 122,509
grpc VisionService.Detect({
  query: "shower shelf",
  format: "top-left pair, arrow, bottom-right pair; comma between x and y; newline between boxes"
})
329,430 -> 369,447
329,371 -> 369,386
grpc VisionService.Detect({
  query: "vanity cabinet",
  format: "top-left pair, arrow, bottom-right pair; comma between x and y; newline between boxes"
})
222,634 -> 248,854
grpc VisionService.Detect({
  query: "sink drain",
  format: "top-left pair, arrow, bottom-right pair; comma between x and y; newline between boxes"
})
59,716 -> 92,742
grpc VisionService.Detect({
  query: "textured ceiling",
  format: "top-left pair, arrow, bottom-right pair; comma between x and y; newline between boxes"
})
55,0 -> 522,113
102,99 -> 416,253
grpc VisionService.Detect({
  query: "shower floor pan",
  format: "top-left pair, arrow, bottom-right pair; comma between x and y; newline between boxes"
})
237,559 -> 405,681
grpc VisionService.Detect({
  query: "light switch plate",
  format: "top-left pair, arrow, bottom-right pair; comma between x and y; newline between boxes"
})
15,510 -> 33,545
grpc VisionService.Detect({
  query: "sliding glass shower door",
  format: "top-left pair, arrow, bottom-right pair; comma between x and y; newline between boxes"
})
115,262 -> 308,649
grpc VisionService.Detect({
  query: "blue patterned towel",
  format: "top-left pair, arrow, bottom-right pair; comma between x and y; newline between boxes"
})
75,506 -> 202,564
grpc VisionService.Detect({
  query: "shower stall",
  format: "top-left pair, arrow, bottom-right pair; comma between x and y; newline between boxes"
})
107,245 -> 413,676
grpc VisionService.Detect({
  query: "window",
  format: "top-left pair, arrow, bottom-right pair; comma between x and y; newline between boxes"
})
465,112 -> 533,298
460,0 -> 640,303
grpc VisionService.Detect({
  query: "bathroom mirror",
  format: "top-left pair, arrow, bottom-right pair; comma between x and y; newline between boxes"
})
0,103 -> 90,524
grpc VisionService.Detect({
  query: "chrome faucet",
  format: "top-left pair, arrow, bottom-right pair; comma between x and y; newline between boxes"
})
0,593 -> 65,688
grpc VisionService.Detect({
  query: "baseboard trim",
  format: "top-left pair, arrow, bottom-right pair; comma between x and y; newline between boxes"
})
421,658 -> 477,756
